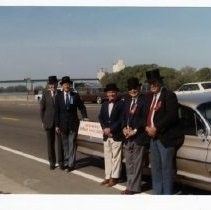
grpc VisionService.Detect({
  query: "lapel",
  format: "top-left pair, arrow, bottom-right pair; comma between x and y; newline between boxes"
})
105,101 -> 111,119
47,90 -> 54,104
61,91 -> 66,108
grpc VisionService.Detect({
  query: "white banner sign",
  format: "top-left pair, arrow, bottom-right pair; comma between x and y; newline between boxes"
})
78,121 -> 103,139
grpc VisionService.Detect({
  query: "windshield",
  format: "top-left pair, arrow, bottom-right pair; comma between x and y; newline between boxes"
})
197,102 -> 211,124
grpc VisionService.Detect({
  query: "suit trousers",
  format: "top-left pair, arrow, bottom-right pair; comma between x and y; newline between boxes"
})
150,139 -> 175,195
61,131 -> 76,168
46,128 -> 63,167
103,138 -> 122,179
125,140 -> 146,192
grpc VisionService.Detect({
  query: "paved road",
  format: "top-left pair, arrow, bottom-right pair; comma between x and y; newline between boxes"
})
0,101 -> 126,194
0,101 -> 210,195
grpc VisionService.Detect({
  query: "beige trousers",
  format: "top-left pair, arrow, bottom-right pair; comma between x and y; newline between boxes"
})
104,138 -> 122,179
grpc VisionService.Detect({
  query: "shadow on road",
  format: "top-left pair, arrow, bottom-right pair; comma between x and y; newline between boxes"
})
75,156 -> 104,170
0,191 -> 10,194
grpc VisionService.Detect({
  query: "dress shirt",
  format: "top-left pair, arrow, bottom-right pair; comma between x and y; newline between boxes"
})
148,90 -> 161,127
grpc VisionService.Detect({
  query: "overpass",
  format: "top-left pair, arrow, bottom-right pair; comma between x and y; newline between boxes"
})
0,78 -> 99,91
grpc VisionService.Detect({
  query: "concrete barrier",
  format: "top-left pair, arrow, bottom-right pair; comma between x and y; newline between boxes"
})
0,95 -> 36,101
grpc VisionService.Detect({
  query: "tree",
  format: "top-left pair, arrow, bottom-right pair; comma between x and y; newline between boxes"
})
194,68 -> 211,81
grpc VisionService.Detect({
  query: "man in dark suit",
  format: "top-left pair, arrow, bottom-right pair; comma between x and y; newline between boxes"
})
121,77 -> 149,195
40,76 -> 64,170
98,83 -> 124,187
145,68 -> 184,194
55,76 -> 88,172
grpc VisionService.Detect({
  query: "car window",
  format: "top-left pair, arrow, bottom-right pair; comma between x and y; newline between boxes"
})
197,102 -> 211,125
178,84 -> 199,91
178,85 -> 188,91
201,83 -> 211,90
188,84 -> 200,91
178,105 -> 205,136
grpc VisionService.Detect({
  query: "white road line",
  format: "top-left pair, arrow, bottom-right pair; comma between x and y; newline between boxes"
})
1,117 -> 19,121
0,144 -> 134,192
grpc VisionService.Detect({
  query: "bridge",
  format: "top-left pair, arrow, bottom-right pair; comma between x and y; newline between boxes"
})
0,78 -> 99,91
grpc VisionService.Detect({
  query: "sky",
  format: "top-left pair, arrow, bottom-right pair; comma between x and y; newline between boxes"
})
0,7 -> 211,80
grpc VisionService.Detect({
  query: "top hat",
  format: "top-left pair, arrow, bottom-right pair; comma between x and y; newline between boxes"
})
146,68 -> 164,83
60,76 -> 73,85
127,77 -> 141,90
104,83 -> 119,92
48,76 -> 58,84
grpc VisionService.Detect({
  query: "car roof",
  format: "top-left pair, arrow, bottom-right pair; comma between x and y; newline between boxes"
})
176,92 -> 211,109
182,81 -> 211,85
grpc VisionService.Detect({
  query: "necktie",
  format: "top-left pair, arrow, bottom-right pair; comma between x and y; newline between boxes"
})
66,93 -> 70,110
127,98 -> 136,127
147,94 -> 157,126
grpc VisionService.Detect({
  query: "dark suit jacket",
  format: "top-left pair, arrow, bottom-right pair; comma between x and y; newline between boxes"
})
40,89 -> 60,129
98,98 -> 124,141
121,94 -> 149,146
55,91 -> 88,134
145,87 -> 184,148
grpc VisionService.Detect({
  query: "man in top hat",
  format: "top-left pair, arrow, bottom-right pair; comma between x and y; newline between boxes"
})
40,76 -> 64,170
145,68 -> 184,194
121,77 -> 149,194
98,83 -> 124,187
55,76 -> 88,172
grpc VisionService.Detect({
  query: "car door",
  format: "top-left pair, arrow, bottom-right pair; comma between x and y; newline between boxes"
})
176,104 -> 210,180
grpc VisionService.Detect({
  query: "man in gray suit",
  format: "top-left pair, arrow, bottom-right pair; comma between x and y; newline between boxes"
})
40,76 -> 64,170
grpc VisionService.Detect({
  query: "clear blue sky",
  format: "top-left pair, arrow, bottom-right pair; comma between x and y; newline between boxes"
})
0,7 -> 211,80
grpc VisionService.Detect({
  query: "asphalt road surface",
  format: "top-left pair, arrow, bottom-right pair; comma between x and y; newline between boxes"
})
0,101 -> 210,195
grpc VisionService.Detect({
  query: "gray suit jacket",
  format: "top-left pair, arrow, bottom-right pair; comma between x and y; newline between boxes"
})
40,89 -> 60,129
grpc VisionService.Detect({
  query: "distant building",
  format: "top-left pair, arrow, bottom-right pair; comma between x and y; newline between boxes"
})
112,59 -> 126,73
97,68 -> 106,80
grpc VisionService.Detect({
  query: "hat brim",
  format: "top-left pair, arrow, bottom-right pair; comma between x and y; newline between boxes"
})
60,81 -> 73,85
104,88 -> 119,92
127,83 -> 142,90
48,80 -> 58,84
147,77 -> 163,84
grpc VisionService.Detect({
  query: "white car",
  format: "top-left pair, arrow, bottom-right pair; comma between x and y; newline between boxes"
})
34,90 -> 43,101
175,81 -> 211,94
77,93 -> 211,191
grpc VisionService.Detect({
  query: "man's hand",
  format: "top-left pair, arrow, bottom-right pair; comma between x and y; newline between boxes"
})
103,128 -> 111,137
55,127 -> 61,134
145,126 -> 157,137
123,127 -> 136,139
82,118 -> 90,121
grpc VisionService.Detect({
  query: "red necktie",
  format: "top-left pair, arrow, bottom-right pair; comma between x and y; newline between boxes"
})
147,94 -> 157,126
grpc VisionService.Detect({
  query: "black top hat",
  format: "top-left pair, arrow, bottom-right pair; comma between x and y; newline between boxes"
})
48,76 -> 58,84
127,77 -> 141,90
146,68 -> 163,83
60,76 -> 73,85
104,83 -> 119,92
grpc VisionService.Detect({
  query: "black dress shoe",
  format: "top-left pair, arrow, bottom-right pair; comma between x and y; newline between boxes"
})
49,165 -> 56,170
65,166 -> 75,172
59,165 -> 65,170
121,189 -> 140,195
